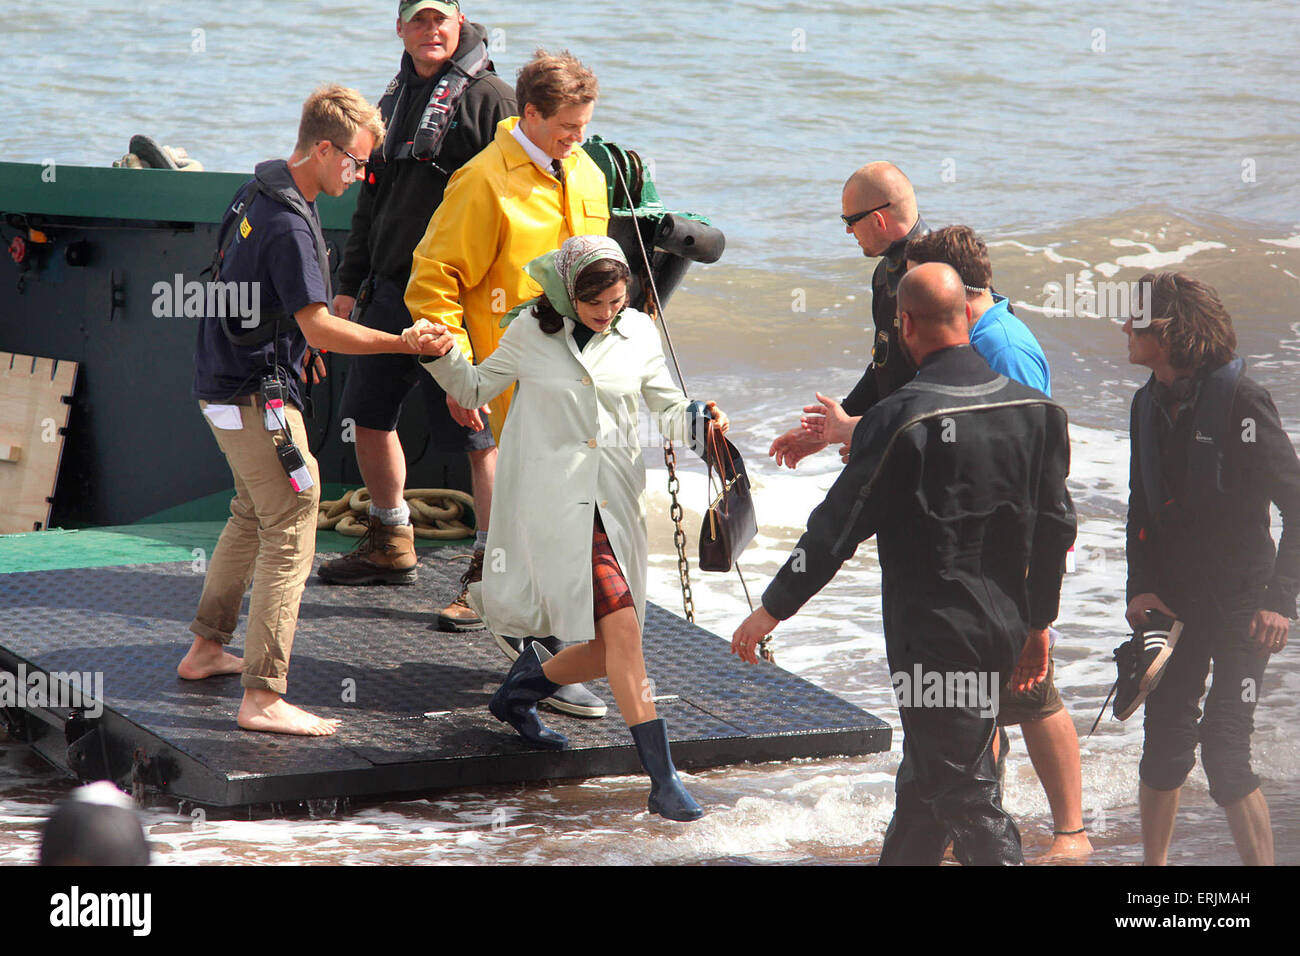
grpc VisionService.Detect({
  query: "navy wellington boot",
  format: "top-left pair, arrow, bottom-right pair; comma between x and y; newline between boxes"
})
489,642 -> 569,750
629,718 -> 703,821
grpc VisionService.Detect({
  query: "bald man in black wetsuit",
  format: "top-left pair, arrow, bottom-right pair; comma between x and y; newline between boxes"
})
738,263 -> 1077,865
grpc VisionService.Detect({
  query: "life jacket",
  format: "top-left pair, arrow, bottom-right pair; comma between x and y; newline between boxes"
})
208,159 -> 332,346
1136,356 -> 1245,523
376,34 -> 493,171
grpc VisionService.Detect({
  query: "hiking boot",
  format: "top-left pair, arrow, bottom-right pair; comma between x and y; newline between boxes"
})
436,549 -> 486,631
1112,612 -> 1183,720
318,517 -> 417,585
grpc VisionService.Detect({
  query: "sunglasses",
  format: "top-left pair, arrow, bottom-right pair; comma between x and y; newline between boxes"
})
329,142 -> 369,172
841,201 -> 891,228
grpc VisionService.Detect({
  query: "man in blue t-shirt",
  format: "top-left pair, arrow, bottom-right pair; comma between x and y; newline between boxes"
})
180,84 -> 443,736
967,292 -> 1051,397
908,227 -> 1051,394
800,224 -> 1088,860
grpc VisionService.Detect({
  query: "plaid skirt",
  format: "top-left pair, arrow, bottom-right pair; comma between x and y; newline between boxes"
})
592,512 -> 635,621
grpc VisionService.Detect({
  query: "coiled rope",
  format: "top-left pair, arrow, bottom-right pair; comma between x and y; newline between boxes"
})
318,487 -> 476,540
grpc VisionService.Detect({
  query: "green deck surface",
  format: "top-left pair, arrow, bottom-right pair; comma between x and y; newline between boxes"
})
0,485 -> 471,575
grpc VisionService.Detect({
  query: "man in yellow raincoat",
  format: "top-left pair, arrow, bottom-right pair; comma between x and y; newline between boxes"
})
405,49 -> 610,635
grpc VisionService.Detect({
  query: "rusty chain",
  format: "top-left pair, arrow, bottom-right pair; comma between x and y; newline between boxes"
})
668,434 -> 774,662
606,157 -> 771,661
663,438 -> 696,624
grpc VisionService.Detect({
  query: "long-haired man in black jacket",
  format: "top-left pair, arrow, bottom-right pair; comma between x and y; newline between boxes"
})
1124,272 -> 1298,866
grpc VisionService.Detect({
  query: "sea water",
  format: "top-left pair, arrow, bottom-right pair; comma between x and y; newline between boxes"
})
1,0 -> 1297,864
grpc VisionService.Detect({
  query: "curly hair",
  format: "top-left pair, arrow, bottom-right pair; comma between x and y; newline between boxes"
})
1133,271 -> 1237,372
904,225 -> 992,292
534,259 -> 631,334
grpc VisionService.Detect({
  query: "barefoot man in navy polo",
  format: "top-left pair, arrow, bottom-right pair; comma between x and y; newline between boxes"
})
181,85 -> 442,735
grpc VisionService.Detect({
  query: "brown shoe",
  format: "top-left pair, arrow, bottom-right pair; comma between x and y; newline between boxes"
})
318,517 -> 418,585
436,549 -> 485,631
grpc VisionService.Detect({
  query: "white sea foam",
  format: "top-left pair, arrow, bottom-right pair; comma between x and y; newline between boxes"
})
1093,239 -> 1228,278
988,239 -> 1092,268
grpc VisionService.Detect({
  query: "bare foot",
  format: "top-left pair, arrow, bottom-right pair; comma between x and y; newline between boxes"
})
178,635 -> 244,680
237,693 -> 340,737
1036,831 -> 1094,862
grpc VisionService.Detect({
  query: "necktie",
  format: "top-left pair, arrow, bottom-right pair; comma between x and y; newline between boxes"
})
551,159 -> 565,186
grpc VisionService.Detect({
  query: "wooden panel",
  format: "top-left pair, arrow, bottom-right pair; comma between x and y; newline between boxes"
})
0,352 -> 78,534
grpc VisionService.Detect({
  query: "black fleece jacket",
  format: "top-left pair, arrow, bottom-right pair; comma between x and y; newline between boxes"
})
336,22 -> 516,297
841,216 -> 931,416
1126,368 -> 1300,621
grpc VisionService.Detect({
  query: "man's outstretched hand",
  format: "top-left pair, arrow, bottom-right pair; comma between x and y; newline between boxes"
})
769,426 -> 828,470
404,319 -> 456,360
800,393 -> 860,446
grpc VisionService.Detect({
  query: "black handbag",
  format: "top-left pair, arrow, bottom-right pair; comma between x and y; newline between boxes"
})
698,426 -> 757,572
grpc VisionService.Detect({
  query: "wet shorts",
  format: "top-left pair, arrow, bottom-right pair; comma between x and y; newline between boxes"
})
997,657 -> 1064,726
1139,608 -> 1267,807
592,512 -> 634,621
338,276 -> 495,454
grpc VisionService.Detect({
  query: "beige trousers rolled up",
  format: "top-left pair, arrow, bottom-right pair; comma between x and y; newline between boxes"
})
190,399 -> 320,694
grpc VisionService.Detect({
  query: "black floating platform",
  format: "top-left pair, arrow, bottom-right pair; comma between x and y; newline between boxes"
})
0,551 -> 890,808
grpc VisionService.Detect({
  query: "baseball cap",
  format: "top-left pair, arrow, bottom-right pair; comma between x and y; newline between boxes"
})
399,0 -> 460,21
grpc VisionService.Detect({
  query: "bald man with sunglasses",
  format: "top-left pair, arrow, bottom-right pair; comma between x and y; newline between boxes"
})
770,162 -> 929,469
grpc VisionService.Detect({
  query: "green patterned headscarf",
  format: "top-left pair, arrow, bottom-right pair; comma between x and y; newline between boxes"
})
501,236 -> 629,328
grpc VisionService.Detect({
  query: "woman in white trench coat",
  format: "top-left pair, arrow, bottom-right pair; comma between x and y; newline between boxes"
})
415,235 -> 728,821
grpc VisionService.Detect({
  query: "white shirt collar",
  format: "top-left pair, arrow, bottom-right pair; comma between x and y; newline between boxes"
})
511,124 -> 559,178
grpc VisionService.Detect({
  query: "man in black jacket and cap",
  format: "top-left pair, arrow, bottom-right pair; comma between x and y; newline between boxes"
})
319,1 -> 516,619
735,263 -> 1077,865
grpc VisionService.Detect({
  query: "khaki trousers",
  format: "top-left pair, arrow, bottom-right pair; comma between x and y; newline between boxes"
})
190,400 -> 320,694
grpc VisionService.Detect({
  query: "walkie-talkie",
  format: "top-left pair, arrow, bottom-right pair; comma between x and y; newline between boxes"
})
260,372 -> 288,432
259,371 -> 313,492
276,441 -> 314,493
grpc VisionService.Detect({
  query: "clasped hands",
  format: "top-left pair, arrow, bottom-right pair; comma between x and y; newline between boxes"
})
402,320 -> 490,429
402,318 -> 457,358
